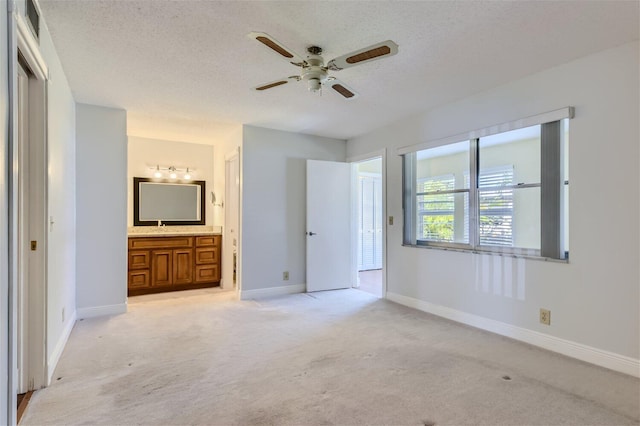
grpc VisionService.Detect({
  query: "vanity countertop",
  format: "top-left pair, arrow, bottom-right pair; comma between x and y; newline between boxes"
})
128,225 -> 222,238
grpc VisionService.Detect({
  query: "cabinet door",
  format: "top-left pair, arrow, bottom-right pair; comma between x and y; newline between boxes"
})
128,270 -> 150,289
152,250 -> 173,287
195,264 -> 220,283
195,247 -> 218,264
195,236 -> 216,247
173,249 -> 194,285
129,250 -> 150,269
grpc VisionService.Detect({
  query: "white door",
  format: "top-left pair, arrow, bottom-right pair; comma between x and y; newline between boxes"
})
306,160 -> 351,292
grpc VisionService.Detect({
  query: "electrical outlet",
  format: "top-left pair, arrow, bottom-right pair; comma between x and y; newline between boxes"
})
62,307 -> 65,322
283,271 -> 289,281
540,308 -> 551,325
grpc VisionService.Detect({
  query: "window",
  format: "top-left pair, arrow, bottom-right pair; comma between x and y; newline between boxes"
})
401,108 -> 571,260
418,175 -> 456,242
464,166 -> 515,246
412,141 -> 470,246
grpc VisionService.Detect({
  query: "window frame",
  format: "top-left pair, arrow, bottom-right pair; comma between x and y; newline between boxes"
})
400,107 -> 572,261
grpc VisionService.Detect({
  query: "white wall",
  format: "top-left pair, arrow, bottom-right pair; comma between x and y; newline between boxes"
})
127,136 -> 214,227
357,158 -> 382,174
76,104 -> 127,317
347,42 -> 640,370
241,126 -> 346,293
38,16 -> 77,383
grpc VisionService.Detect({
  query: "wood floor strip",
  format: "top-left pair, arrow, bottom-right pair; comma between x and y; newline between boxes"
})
17,391 -> 34,424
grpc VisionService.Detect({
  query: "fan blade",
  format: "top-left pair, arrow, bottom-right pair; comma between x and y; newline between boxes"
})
327,40 -> 398,71
325,78 -> 359,100
252,77 -> 299,91
248,32 -> 307,66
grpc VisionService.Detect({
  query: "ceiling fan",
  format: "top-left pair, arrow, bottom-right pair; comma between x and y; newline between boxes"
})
249,32 -> 399,100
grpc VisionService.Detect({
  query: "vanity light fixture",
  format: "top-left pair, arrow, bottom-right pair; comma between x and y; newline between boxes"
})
148,165 -> 196,180
169,166 -> 177,179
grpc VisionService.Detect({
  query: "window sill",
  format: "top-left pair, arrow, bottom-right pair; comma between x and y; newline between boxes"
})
402,243 -> 569,263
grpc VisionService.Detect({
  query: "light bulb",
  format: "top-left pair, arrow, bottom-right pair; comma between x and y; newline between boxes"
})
184,168 -> 191,180
308,78 -> 321,92
169,172 -> 177,179
154,165 -> 162,178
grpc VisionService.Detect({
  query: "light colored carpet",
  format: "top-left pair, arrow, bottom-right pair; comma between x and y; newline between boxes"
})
22,289 -> 639,425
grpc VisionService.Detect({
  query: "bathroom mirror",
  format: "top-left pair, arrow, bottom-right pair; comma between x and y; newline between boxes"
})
133,177 -> 206,226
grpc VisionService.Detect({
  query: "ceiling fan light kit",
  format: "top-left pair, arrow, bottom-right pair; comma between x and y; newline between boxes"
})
249,32 -> 398,100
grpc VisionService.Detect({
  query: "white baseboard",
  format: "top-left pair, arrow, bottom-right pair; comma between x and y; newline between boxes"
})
240,284 -> 306,300
47,310 -> 77,385
386,292 -> 640,378
77,303 -> 127,319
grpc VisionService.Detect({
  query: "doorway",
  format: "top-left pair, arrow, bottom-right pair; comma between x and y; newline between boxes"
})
12,39 -> 50,426
15,55 -> 47,396
304,155 -> 385,295
224,150 -> 240,291
351,153 -> 385,298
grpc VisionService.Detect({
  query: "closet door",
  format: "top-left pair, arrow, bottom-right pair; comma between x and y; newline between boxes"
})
373,177 -> 383,269
359,175 -> 382,271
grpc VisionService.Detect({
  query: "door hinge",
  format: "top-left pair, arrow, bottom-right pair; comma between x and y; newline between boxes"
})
30,240 -> 37,251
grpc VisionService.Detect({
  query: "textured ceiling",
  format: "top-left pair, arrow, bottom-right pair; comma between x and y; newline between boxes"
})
39,0 -> 639,142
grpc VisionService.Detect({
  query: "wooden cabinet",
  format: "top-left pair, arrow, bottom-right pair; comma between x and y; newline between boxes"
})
127,234 -> 221,296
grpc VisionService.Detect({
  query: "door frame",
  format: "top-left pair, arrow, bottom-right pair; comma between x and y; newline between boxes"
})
7,9 -> 50,424
348,149 -> 387,298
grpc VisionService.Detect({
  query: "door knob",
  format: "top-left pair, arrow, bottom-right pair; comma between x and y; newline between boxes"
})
307,232 -> 317,236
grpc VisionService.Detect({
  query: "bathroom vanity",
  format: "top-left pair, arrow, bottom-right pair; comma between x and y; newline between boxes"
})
127,232 -> 221,296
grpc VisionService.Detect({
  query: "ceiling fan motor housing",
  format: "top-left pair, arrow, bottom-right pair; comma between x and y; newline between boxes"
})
301,53 -> 327,92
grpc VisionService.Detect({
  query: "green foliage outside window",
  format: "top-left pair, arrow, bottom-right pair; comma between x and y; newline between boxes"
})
418,177 -> 455,242
422,215 -> 454,241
